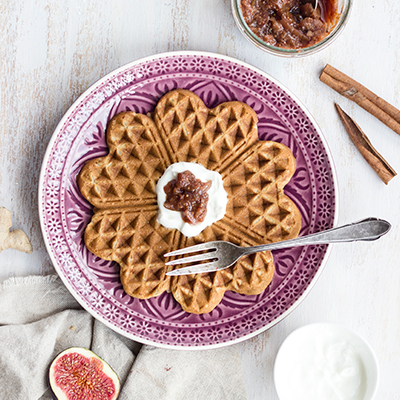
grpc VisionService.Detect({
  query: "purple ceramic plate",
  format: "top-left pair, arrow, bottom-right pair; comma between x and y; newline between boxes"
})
39,51 -> 337,349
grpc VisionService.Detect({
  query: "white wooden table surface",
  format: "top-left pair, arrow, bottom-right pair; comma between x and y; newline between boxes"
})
1,1 -> 400,398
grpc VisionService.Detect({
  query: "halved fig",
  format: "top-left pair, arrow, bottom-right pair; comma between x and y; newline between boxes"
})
49,347 -> 120,400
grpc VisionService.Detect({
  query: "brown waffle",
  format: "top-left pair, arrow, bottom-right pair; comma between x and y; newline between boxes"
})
78,89 -> 301,314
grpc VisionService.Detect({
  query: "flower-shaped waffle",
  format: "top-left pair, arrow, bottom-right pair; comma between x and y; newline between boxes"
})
78,89 -> 301,314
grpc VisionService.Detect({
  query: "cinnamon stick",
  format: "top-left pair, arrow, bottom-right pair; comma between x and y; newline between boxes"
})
320,64 -> 400,136
335,103 -> 396,184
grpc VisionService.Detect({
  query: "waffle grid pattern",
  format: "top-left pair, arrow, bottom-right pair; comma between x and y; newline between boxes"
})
78,89 -> 301,314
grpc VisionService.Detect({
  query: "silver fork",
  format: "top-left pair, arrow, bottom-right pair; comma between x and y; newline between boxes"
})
165,218 -> 391,276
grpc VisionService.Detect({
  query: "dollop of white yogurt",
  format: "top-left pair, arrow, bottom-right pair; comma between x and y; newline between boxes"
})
156,162 -> 228,237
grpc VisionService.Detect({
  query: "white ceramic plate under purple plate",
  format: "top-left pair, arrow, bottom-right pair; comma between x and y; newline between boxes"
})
39,51 -> 338,349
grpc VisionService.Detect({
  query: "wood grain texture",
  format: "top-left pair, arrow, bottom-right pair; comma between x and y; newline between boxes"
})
1,1 -> 400,398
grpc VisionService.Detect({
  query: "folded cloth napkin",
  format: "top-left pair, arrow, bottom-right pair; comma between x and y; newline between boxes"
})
0,275 -> 247,400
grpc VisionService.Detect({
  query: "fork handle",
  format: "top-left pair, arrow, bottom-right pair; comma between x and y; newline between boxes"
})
241,218 -> 391,256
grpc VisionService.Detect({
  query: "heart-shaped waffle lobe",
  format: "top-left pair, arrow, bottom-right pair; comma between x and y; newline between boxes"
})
78,89 -> 301,314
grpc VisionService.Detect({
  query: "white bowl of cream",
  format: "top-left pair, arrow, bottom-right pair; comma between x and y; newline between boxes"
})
274,323 -> 379,400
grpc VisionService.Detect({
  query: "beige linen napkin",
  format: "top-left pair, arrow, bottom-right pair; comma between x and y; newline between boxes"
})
0,275 -> 247,400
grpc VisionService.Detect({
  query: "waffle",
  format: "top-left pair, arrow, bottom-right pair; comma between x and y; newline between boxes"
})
78,89 -> 301,314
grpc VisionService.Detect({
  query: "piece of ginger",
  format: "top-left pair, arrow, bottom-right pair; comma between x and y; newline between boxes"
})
0,207 -> 33,254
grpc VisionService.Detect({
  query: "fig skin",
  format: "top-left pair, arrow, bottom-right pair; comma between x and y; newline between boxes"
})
48,347 -> 120,400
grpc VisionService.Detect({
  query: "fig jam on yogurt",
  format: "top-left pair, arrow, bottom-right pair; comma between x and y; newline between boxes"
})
163,170 -> 212,225
156,162 -> 228,238
240,0 -> 340,49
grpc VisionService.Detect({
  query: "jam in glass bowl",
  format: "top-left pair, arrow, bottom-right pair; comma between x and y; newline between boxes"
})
232,0 -> 352,57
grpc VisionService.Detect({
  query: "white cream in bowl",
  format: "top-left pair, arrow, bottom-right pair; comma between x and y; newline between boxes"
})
274,323 -> 379,400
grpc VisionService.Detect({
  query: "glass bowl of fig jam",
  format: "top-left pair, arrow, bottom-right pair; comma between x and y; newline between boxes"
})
232,0 -> 352,57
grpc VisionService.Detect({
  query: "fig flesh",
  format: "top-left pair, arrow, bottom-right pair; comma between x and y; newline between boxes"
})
49,347 -> 120,400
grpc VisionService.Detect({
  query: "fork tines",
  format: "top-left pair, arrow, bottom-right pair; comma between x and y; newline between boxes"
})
164,241 -> 218,258
164,241 -> 220,275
